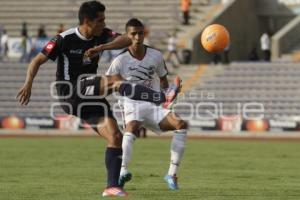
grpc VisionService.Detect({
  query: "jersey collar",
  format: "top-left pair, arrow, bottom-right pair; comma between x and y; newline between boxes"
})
128,45 -> 147,61
75,27 -> 93,41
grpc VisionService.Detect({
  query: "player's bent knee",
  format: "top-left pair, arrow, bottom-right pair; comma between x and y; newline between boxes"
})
110,74 -> 123,82
176,120 -> 188,130
125,121 -> 141,135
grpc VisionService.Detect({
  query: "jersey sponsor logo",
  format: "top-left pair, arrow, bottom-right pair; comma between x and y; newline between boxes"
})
128,65 -> 155,81
70,49 -> 83,54
44,41 -> 55,54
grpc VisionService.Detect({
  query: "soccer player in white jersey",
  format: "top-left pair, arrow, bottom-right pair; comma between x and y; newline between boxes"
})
106,18 -> 188,190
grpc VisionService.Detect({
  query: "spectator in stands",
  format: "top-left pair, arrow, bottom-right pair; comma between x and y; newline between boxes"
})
223,42 -> 230,64
248,47 -> 259,61
19,30 -> 29,63
21,22 -> 28,38
27,25 -> 49,61
181,0 -> 191,25
0,24 -> 3,33
37,24 -> 47,38
0,29 -> 9,62
57,24 -> 65,34
260,31 -> 271,61
212,53 -> 221,65
165,32 -> 181,66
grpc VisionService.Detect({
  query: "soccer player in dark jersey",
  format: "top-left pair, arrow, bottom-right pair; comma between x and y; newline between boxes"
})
16,1 -> 178,197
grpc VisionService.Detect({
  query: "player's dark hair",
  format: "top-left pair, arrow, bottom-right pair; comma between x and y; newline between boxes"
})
125,18 -> 144,31
78,1 -> 105,25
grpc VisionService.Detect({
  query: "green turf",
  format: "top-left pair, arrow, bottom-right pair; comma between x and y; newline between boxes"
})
0,137 -> 300,200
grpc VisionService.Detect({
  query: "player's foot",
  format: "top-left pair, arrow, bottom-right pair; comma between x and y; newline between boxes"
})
102,187 -> 128,197
162,76 -> 182,109
164,174 -> 179,190
118,172 -> 132,188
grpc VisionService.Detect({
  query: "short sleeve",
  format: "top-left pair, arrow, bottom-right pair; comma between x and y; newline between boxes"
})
41,35 -> 62,61
156,53 -> 168,77
101,28 -> 121,43
106,58 -> 121,76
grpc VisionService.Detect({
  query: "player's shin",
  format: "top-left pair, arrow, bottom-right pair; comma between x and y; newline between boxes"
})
121,132 -> 136,175
119,82 -> 166,104
105,148 -> 123,187
168,130 -> 187,176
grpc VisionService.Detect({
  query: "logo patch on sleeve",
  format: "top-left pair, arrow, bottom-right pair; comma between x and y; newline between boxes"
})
45,41 -> 55,53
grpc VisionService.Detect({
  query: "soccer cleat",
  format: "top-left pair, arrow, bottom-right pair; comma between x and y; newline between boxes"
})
164,174 -> 179,190
102,187 -> 128,197
118,172 -> 132,188
162,76 -> 182,109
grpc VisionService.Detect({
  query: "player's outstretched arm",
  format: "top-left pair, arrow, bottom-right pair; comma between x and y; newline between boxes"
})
84,34 -> 131,58
16,53 -> 48,105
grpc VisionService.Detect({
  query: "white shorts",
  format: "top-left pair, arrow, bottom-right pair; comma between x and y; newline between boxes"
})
120,100 -> 171,134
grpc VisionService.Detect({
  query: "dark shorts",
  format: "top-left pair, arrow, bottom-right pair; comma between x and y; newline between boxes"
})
57,75 -> 115,126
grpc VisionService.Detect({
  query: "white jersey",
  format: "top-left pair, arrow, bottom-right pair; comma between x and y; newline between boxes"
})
106,46 -> 170,129
106,46 -> 168,92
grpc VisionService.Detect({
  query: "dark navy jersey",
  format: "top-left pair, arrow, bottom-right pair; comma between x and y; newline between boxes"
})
41,27 -> 119,84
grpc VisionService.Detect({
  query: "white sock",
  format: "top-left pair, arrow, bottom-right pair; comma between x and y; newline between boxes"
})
168,129 -> 187,176
120,132 -> 136,175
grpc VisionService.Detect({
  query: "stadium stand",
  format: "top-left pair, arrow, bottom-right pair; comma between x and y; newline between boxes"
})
175,63 -> 300,122
0,0 -> 213,50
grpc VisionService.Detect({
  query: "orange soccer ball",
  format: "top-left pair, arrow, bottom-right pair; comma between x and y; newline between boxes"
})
201,24 -> 230,53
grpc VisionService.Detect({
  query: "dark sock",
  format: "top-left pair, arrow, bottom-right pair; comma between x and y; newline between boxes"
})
105,148 -> 122,187
119,82 -> 166,104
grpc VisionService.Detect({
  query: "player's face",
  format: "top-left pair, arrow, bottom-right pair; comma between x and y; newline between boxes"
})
88,12 -> 106,36
127,26 -> 145,47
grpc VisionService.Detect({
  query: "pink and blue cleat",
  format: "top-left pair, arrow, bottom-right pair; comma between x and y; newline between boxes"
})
102,187 -> 128,197
164,174 -> 179,190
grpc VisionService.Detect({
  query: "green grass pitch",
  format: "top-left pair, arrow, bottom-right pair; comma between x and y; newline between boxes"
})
0,137 -> 300,200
